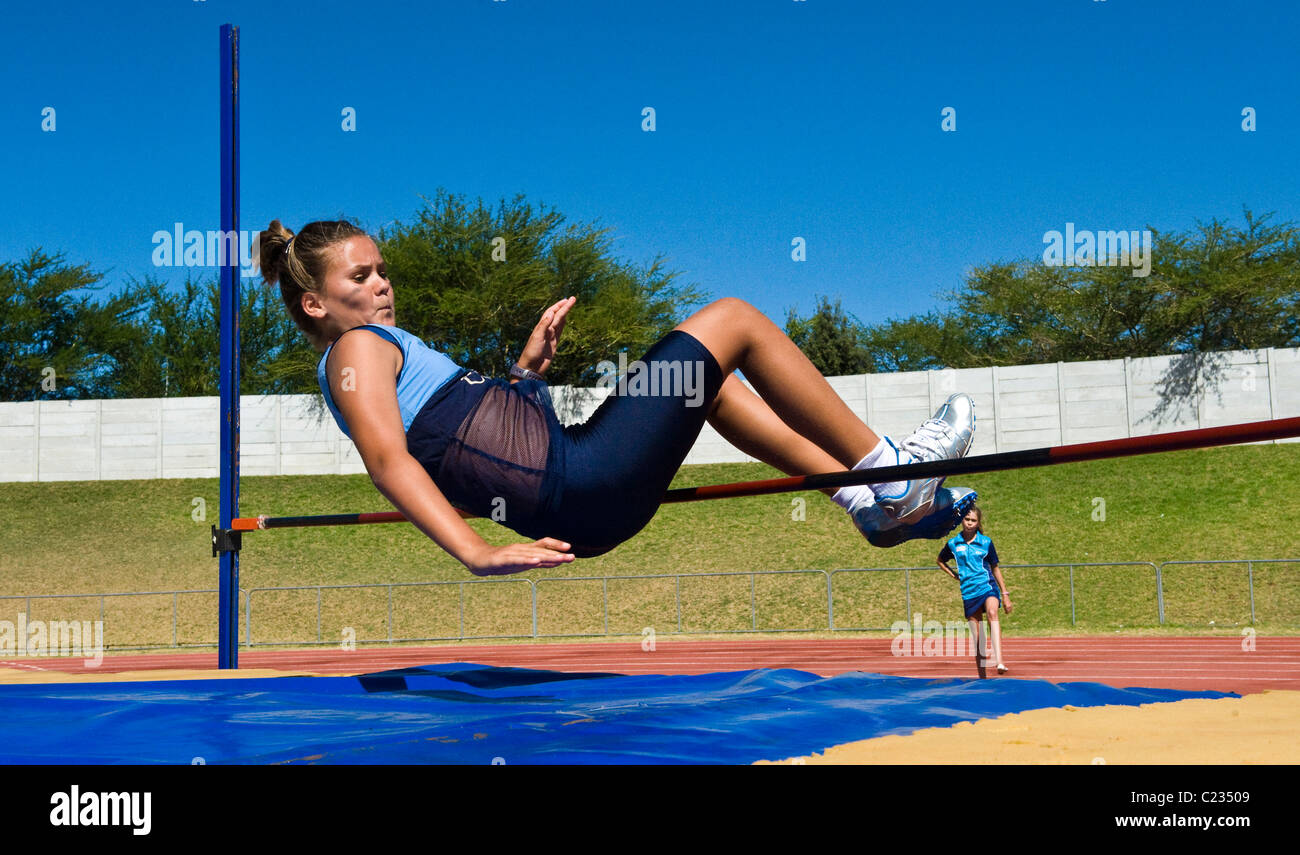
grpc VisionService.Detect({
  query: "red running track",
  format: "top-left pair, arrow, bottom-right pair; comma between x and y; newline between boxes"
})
4,636 -> 1297,695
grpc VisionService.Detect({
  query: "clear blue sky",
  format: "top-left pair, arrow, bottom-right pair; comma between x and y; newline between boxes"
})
4,0 -> 1298,326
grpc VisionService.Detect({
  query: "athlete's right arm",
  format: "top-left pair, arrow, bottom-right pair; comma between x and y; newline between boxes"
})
937,546 -> 957,580
327,330 -> 575,575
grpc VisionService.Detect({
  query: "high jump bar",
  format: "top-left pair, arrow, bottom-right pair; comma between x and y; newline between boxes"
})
228,414 -> 1300,532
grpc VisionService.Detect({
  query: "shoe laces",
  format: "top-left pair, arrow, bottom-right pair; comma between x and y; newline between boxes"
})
900,418 -> 957,462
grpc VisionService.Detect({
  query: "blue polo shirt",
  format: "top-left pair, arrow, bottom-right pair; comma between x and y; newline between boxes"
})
317,324 -> 464,439
940,532 -> 1000,600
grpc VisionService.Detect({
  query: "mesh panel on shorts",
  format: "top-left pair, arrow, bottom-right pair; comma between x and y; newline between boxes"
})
437,382 -> 552,521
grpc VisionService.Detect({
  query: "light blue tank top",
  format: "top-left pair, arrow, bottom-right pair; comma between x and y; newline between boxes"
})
317,325 -> 464,438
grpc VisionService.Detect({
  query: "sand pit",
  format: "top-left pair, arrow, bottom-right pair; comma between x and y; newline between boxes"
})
762,691 -> 1300,764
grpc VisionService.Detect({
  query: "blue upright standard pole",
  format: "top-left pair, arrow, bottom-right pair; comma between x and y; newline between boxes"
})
216,23 -> 241,669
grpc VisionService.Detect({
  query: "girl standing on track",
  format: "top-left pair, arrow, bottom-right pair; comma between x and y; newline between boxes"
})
938,505 -> 1012,675
260,219 -> 980,575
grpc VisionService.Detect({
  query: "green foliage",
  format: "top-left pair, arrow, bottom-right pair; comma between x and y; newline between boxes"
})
98,278 -> 317,398
378,191 -> 706,385
1,192 -> 705,401
0,250 -> 144,400
861,312 -> 973,372
100,279 -> 212,398
786,209 -> 1300,375
0,250 -> 317,401
4,445 -> 1300,637
234,282 -> 321,395
8,205 -> 1295,400
946,209 -> 1300,366
1145,211 -> 1300,353
783,296 -> 876,375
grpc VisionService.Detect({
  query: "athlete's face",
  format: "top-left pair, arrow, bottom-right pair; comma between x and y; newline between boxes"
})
961,511 -> 980,534
304,236 -> 395,340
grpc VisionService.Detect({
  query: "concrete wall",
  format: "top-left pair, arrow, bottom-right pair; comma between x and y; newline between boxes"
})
2,347 -> 1297,482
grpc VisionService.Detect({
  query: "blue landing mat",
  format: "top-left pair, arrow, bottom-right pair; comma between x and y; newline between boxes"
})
0,664 -> 1233,764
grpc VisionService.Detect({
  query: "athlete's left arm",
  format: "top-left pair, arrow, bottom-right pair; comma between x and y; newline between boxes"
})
513,296 -> 577,381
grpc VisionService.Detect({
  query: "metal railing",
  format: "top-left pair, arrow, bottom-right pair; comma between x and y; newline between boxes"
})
2,559 -> 1295,653
1157,558 -> 1300,625
0,589 -> 248,652
828,562 -> 1162,629
533,569 -> 833,637
1014,562 -> 1163,626
244,579 -> 535,645
238,560 -> 1294,645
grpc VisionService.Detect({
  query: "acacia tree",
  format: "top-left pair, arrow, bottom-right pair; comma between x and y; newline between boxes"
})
0,251 -> 143,400
100,278 -> 317,398
861,312 -> 972,372
947,210 -> 1300,364
1,193 -> 705,401
783,296 -> 876,375
787,209 -> 1300,375
18,206 -> 1290,398
1145,211 -> 1300,353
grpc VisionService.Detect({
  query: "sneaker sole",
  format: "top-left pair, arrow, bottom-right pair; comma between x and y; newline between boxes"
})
867,489 -> 978,548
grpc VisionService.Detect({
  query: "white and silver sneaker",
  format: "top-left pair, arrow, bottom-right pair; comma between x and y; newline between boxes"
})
876,393 -> 976,525
851,487 -> 978,548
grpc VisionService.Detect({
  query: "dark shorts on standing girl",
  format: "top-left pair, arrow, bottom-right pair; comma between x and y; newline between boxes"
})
963,590 -> 1000,619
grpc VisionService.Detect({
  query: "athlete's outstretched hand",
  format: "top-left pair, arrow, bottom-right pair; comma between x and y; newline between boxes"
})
465,538 -> 577,576
517,296 -> 576,377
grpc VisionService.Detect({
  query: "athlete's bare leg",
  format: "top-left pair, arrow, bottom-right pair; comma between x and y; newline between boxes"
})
677,298 -> 880,469
706,374 -> 843,497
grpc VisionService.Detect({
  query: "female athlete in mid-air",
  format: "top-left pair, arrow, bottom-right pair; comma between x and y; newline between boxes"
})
260,219 -> 978,576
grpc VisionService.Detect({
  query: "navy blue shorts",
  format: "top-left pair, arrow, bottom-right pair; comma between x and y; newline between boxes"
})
963,590 -> 1000,619
549,330 -> 725,555
406,330 -> 725,557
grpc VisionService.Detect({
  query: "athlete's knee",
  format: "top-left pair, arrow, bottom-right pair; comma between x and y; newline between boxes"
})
696,296 -> 759,322
718,296 -> 760,315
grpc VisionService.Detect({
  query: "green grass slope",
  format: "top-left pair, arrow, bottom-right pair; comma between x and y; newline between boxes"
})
1,444 -> 1297,648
